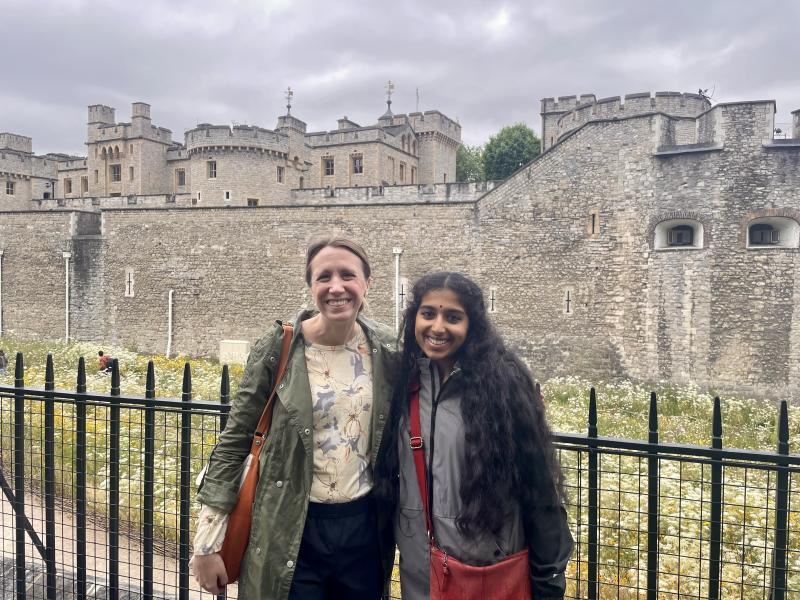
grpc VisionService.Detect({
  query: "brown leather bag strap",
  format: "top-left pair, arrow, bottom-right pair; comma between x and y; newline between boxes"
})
250,323 -> 293,456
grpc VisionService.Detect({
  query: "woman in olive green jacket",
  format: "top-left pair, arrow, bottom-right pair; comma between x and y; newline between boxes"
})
193,236 -> 398,599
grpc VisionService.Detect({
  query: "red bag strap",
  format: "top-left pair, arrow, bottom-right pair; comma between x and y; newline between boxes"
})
250,323 -> 293,457
409,377 -> 435,539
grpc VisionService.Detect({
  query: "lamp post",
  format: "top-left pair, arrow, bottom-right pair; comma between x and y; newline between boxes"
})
62,251 -> 71,341
392,247 -> 403,333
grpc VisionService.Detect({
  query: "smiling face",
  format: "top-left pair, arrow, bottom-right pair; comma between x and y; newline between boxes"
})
308,246 -> 370,324
414,288 -> 469,375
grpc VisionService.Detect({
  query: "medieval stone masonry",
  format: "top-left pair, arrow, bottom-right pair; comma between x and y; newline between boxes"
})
1,91 -> 799,398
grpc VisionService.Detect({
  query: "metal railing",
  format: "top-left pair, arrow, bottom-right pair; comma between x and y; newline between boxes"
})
1,353 -> 798,599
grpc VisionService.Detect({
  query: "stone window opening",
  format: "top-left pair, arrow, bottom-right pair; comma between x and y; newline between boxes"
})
399,162 -> 406,182
563,288 -> 574,315
94,170 -> 99,183
176,169 -> 186,187
654,219 -> 704,250
129,144 -> 134,154
110,164 -> 121,182
352,154 -> 363,175
129,166 -> 134,181
64,178 -> 73,194
247,198 -> 259,207
124,268 -> 135,298
411,166 -> 416,184
114,146 -> 120,159
207,160 -> 217,179
277,166 -> 285,183
588,210 -> 601,238
299,176 -> 304,189
323,157 -> 334,177
224,190 -> 231,202
6,181 -> 14,195
81,177 -> 88,194
746,217 -> 799,249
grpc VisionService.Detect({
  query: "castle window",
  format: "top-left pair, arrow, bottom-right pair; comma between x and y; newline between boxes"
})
399,162 -> 406,182
654,219 -> 704,250
746,217 -> 799,249
299,177 -> 304,189
176,169 -> 186,187
411,166 -> 416,184
413,141 -> 417,155
443,173 -> 447,183
6,181 -> 14,195
129,144 -> 133,155
277,166 -> 285,183
352,154 -> 363,174
387,156 -> 395,181
110,164 -> 121,182
114,146 -> 120,159
94,170 -> 99,183
207,160 -> 217,179
323,157 -> 334,177
129,166 -> 134,181
124,268 -> 135,298
64,178 -> 73,194
81,177 -> 88,194
588,210 -> 601,237
224,190 -> 231,201
247,198 -> 259,207
667,225 -> 693,246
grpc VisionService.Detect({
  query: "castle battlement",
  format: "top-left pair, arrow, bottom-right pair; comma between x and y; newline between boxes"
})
542,91 -> 711,150
0,133 -> 33,154
184,124 -> 289,155
404,110 -> 461,142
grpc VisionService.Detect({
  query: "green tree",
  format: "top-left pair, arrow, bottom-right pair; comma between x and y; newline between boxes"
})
482,123 -> 541,180
456,144 -> 485,182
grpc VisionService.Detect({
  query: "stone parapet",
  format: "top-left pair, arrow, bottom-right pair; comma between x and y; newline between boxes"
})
184,124 -> 289,155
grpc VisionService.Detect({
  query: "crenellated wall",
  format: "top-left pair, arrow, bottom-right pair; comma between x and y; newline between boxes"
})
542,91 -> 711,151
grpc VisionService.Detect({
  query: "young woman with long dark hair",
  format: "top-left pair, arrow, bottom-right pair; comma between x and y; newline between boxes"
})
376,271 -> 573,599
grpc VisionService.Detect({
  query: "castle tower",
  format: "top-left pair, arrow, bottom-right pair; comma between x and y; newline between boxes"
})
540,95 -> 593,152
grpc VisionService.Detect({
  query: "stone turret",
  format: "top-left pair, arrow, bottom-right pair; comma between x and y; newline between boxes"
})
88,104 -> 115,126
131,102 -> 152,136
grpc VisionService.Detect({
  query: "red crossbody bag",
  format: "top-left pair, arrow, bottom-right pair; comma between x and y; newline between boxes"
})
409,379 -> 532,600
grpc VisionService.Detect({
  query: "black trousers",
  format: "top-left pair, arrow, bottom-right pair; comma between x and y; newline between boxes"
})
288,495 -> 384,600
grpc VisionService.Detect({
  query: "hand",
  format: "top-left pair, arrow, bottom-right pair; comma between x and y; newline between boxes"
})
193,553 -> 228,595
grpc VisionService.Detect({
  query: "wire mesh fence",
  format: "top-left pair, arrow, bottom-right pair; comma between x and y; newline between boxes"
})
1,354 -> 798,599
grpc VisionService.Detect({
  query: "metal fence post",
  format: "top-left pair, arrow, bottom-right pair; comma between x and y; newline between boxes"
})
220,364 -> 230,433
588,387 -> 598,600
14,353 -> 25,600
76,357 -> 88,600
143,361 -> 156,600
179,364 -> 192,600
647,392 -> 659,600
108,359 -> 121,600
44,354 -> 57,600
769,401 -> 790,600
708,396 -> 723,600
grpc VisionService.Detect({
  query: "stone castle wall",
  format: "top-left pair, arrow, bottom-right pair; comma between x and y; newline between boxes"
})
3,93 -> 800,398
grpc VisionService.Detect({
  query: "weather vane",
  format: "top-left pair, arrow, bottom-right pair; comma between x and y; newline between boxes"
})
385,80 -> 395,111
285,87 -> 294,115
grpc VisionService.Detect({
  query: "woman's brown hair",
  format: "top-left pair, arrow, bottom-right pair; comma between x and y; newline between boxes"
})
304,234 -> 372,285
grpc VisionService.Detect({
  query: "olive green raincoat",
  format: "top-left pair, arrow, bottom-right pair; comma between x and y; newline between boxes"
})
196,311 -> 399,599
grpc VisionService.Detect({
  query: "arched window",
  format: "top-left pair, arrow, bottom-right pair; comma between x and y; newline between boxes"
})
746,217 -> 799,249
101,148 -> 107,160
653,218 -> 704,250
114,146 -> 120,159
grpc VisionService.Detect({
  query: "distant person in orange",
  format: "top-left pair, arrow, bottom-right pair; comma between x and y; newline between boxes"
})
98,351 -> 109,373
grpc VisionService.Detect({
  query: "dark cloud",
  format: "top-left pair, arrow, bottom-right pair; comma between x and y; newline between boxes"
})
1,0 -> 797,155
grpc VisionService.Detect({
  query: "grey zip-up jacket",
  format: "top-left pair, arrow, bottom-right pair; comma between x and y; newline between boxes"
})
395,358 -> 573,599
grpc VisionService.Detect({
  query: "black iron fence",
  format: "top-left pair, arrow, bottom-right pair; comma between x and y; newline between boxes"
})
1,353 -> 798,599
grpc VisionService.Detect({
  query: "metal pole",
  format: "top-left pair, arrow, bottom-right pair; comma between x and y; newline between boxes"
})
166,289 -> 174,357
0,249 -> 4,335
62,251 -> 72,341
392,247 -> 403,332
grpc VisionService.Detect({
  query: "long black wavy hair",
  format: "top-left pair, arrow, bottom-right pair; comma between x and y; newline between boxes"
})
375,272 -> 565,538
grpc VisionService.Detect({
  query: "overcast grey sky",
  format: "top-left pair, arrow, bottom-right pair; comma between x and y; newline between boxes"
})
2,0 -> 798,156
